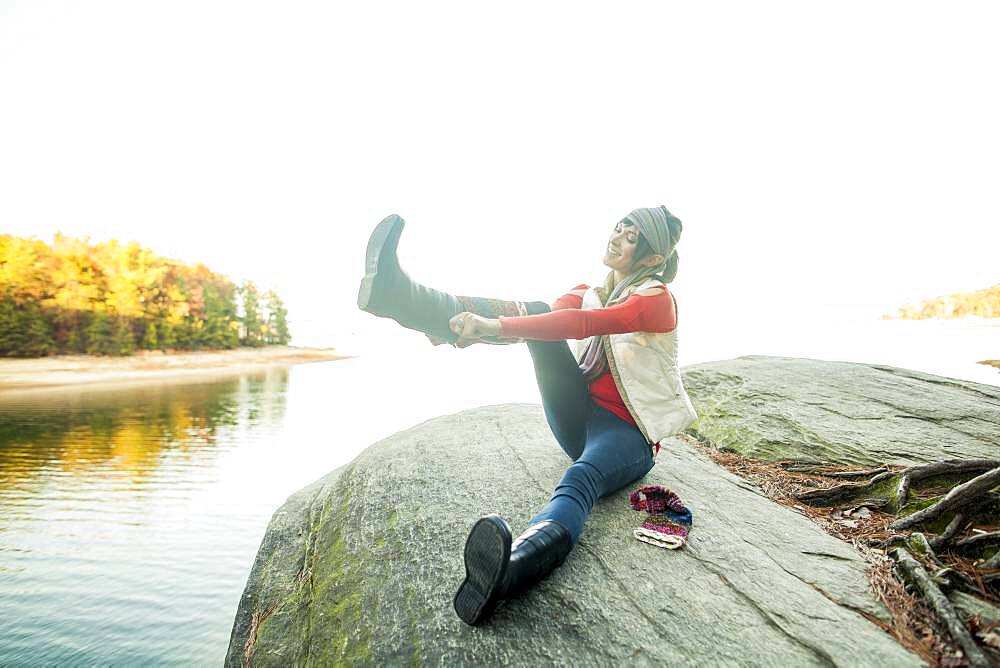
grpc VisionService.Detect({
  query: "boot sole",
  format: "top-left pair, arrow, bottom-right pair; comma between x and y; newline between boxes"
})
453,515 -> 511,626
357,213 -> 404,312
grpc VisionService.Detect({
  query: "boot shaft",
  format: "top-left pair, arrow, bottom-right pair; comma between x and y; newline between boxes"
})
501,520 -> 573,597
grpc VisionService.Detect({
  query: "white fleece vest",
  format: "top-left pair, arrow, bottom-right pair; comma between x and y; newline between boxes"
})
573,279 -> 698,451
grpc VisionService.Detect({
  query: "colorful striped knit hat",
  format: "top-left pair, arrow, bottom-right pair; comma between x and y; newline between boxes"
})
629,485 -> 693,549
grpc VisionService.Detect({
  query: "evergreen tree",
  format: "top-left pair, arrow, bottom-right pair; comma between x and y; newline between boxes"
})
0,299 -> 55,357
239,281 -> 264,347
85,311 -> 112,354
200,280 -> 240,349
0,299 -> 25,356
143,322 -> 159,350
110,317 -> 135,355
264,290 -> 291,345
158,321 -> 177,351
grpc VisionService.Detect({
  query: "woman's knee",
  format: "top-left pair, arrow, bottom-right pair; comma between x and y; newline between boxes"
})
600,454 -> 653,497
578,437 -> 654,496
559,459 -> 603,495
524,301 -> 551,315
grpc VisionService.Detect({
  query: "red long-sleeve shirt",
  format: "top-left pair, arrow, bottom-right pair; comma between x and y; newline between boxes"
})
499,284 -> 677,430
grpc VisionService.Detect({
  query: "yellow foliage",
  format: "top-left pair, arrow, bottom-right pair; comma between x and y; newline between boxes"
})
888,284 -> 1000,320
0,233 -> 269,355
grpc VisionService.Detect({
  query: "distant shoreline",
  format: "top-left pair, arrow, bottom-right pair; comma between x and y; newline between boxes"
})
0,346 -> 350,393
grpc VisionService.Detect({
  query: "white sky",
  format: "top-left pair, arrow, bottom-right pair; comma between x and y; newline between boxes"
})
2,1 -> 998,348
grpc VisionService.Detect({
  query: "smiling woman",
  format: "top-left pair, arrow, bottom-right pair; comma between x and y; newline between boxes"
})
357,205 -> 697,625
603,220 -> 664,278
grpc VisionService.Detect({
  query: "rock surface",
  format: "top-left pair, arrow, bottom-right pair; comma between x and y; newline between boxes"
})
227,395 -> 923,665
683,356 -> 1000,466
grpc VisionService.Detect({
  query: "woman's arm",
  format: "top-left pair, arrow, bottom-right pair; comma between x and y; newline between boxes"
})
448,284 -> 592,343
498,287 -> 676,341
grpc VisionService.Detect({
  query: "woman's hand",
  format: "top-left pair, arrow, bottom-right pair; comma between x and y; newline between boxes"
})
449,312 -> 502,342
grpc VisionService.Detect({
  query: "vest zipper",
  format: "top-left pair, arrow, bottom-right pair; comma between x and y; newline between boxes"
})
601,335 -> 655,450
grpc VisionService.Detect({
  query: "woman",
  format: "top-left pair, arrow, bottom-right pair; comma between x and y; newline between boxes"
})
357,206 -> 697,626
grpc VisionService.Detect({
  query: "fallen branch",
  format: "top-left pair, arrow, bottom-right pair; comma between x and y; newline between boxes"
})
890,467 -> 1000,531
890,547 -> 991,668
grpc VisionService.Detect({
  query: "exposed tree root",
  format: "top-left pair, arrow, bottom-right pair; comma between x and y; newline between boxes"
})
953,532 -> 1000,557
828,466 -> 890,479
891,468 -> 1000,531
681,433 -> 1000,667
793,459 -> 1000,514
891,547 -> 992,667
780,461 -> 889,479
930,513 -> 968,550
794,470 -> 897,506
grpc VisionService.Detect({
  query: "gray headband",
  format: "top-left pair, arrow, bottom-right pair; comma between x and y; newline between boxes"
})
624,205 -> 682,282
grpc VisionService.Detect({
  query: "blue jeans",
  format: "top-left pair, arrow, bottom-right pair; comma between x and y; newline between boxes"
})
520,303 -> 655,545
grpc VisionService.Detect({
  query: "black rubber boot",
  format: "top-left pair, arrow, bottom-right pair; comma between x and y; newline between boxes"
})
357,214 -> 463,343
453,516 -> 573,626
500,520 -> 573,596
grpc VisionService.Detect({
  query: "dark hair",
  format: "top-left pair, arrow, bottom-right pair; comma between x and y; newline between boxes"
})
629,232 -> 665,281
619,221 -> 657,271
633,233 -> 654,266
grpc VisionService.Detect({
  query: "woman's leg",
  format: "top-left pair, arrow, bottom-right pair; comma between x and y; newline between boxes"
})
517,303 -> 593,461
359,214 -> 555,347
453,330 -> 626,625
525,406 -> 655,544
358,215 -> 463,342
525,339 -> 591,461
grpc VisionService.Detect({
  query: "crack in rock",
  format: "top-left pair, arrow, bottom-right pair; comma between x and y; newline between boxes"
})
692,550 -> 838,666
575,541 -> 674,638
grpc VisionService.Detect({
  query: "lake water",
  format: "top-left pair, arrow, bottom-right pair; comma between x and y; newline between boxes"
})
1,316 -> 997,665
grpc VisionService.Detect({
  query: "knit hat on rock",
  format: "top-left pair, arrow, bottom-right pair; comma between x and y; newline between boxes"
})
629,485 -> 692,550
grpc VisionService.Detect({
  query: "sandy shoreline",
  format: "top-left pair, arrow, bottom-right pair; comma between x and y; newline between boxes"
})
0,346 -> 350,393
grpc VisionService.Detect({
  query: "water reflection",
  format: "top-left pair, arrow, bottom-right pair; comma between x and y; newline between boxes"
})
0,371 -> 289,488
0,369 -> 290,666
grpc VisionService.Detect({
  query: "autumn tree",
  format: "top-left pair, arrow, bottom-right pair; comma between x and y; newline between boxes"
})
0,234 -> 291,357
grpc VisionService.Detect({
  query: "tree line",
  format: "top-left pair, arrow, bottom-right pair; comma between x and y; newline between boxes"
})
885,284 -> 1000,320
0,234 -> 290,357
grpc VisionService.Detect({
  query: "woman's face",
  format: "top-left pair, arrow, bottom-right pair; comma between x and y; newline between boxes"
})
603,220 -> 641,273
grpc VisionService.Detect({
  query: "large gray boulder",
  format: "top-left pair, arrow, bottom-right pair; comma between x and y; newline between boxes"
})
683,356 -> 999,466
227,390 -> 924,665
